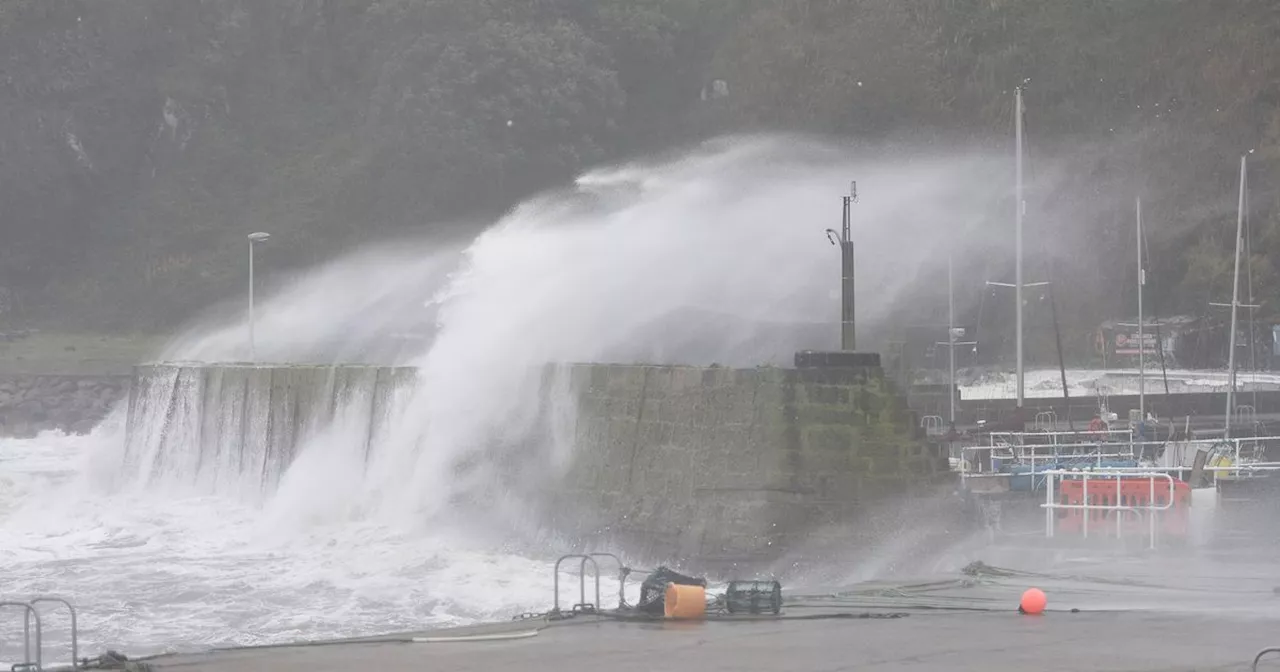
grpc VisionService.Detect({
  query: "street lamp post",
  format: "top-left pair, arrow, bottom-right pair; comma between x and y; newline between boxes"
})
247,232 -> 271,361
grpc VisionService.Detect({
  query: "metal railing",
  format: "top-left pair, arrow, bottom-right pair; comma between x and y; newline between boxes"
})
1041,469 -> 1176,549
581,552 -> 624,609
26,597 -> 78,670
548,552 -> 644,617
1153,436 -> 1278,474
959,441 -> 1139,481
1204,463 -> 1280,479
920,415 -> 944,436
3,596 -> 79,671
1,601 -> 40,671
552,554 -> 602,615
958,434 -> 1280,483
989,428 -> 1135,448
1254,646 -> 1280,671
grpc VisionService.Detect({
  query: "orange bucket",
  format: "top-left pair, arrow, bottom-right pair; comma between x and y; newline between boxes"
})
664,583 -> 706,620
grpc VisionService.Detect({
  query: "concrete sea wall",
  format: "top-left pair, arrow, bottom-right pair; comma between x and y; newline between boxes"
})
545,363 -> 955,570
123,363 -> 416,490
0,374 -> 128,437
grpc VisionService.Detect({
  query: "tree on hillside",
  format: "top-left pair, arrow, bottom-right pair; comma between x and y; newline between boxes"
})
3,0 -> 1280,348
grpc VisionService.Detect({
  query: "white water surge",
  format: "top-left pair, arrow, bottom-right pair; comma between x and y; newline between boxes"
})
0,136 -> 1012,664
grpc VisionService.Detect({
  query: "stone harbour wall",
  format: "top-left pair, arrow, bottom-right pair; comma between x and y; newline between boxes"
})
544,363 -> 959,573
0,374 -> 129,437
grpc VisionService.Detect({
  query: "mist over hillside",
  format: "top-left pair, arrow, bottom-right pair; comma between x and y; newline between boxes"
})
2,0 -> 1278,361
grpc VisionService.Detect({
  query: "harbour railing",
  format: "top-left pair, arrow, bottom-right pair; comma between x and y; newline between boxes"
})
958,433 -> 1280,485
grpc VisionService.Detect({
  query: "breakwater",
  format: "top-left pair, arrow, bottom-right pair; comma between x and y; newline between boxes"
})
121,361 -> 952,568
546,363 -> 954,569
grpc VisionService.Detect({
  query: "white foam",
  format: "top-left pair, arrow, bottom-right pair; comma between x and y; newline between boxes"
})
0,431 -> 585,666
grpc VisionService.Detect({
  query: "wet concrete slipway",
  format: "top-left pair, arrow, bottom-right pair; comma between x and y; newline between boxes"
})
101,543 -> 1280,672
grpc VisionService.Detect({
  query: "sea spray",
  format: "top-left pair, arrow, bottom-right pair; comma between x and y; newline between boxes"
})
2,135 -> 1017,664
104,137 -> 1008,534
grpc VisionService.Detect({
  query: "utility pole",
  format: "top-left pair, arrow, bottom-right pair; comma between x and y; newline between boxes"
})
826,181 -> 858,351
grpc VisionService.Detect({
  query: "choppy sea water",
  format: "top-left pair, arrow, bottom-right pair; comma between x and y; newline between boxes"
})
0,427 -> 585,667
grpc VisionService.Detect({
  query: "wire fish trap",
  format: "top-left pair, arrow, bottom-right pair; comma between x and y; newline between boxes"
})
724,580 -> 782,615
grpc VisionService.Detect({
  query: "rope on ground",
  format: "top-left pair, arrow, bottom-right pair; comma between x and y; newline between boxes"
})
412,631 -> 540,644
512,611 -> 553,621
962,559 -> 1269,595
782,612 -> 910,621
512,607 -> 591,622
961,560 -> 1034,578
58,650 -> 155,672
783,601 -> 1008,613
816,579 -> 977,598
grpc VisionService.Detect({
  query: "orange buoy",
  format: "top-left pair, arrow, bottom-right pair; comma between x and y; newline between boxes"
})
664,583 -> 707,620
1020,588 -> 1047,615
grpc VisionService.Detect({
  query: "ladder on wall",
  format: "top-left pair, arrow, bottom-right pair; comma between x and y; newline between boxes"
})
2,596 -> 80,671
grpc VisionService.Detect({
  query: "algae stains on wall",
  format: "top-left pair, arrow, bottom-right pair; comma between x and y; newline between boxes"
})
548,363 -> 952,570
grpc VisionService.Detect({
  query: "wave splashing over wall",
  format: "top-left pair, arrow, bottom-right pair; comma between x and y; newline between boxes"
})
135,135 -> 1005,528
3,135 -> 1007,663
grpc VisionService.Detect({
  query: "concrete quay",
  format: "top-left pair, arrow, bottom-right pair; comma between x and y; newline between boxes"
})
134,555 -> 1280,672
137,610 -> 1280,672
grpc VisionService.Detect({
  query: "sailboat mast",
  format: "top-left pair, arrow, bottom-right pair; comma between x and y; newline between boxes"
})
1225,155 -> 1246,438
1015,86 -> 1025,408
949,252 -> 957,426
1137,197 -> 1144,420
